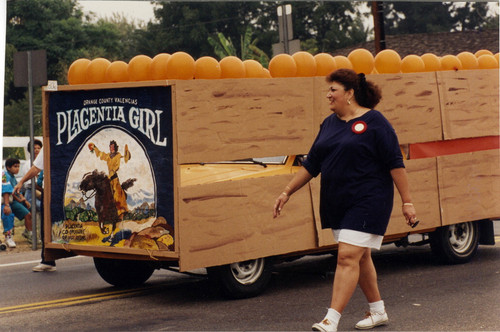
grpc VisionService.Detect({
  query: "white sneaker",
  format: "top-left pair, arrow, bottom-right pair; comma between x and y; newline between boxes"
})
312,318 -> 337,332
32,263 -> 56,272
355,311 -> 388,330
5,235 -> 16,248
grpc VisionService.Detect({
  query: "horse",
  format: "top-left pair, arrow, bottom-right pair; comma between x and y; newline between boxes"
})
79,169 -> 136,240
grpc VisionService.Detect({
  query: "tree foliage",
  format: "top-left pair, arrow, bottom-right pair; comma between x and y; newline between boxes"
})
383,2 -> 498,34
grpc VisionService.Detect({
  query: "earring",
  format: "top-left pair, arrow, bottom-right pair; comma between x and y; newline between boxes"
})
347,99 -> 351,105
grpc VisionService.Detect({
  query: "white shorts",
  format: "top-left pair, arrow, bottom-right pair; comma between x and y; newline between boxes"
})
333,229 -> 383,250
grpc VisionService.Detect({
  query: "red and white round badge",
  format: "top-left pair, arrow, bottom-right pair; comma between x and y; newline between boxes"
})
351,121 -> 367,134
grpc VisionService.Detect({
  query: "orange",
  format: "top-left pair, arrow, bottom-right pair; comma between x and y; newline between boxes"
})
243,59 -> 264,78
421,53 -> 441,72
194,56 -> 221,79
332,55 -> 353,70
105,61 -> 129,83
401,54 -> 425,73
456,52 -> 478,70
262,68 -> 272,78
348,48 -> 374,74
474,49 -> 493,58
374,49 -> 401,74
292,51 -> 317,77
86,58 -> 111,84
314,53 -> 337,76
440,55 -> 463,71
68,58 -> 91,85
219,56 -> 246,79
166,52 -> 195,80
150,53 -> 171,80
269,54 -> 297,77
477,54 -> 498,69
128,55 -> 153,81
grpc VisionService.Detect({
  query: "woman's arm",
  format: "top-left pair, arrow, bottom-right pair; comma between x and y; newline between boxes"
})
273,167 -> 314,218
390,167 -> 418,227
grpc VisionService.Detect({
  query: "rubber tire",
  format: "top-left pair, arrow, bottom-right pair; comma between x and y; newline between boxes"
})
430,221 -> 479,264
207,258 -> 273,299
93,257 -> 155,287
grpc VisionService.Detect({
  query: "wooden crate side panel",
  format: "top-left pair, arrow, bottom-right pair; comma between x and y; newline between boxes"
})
438,69 -> 499,140
438,149 -> 500,225
369,72 -> 443,144
178,175 -> 317,271
386,158 -> 441,235
175,78 -> 315,164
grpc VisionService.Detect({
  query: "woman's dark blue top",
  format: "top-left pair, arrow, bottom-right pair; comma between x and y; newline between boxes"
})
302,110 -> 405,236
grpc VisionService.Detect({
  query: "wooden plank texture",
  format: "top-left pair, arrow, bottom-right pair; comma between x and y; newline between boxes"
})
369,72 -> 443,144
386,158 -> 441,234
438,69 -> 499,140
178,175 -> 316,271
175,78 -> 315,164
438,149 -> 500,225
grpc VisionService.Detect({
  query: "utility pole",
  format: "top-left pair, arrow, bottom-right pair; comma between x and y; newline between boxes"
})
372,1 -> 386,54
13,49 -> 47,250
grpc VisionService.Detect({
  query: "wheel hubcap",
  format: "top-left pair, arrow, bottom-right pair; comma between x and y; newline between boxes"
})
448,222 -> 473,254
229,258 -> 265,285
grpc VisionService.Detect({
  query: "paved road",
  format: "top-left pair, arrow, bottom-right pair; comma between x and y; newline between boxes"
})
1,226 -> 499,331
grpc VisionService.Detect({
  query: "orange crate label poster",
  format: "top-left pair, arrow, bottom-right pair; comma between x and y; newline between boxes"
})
48,86 -> 174,250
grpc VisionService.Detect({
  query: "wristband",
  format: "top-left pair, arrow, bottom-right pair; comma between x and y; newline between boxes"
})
403,203 -> 413,206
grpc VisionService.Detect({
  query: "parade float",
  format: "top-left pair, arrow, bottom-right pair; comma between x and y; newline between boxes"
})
41,49 -> 499,298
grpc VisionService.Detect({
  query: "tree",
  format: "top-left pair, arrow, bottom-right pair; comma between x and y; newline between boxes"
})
4,0 -> 140,136
208,26 -> 270,67
290,2 -> 370,52
383,2 -> 497,34
138,2 -> 274,58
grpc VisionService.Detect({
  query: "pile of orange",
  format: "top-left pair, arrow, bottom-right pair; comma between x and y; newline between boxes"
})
68,48 -> 499,85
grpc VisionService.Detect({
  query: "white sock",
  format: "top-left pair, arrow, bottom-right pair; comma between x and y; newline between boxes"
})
369,300 -> 385,314
325,308 -> 342,325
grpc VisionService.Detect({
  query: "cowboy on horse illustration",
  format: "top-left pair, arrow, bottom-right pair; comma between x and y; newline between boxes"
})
88,140 -> 131,220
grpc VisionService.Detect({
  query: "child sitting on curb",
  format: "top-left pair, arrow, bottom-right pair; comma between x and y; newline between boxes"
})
2,170 -> 16,247
3,158 -> 33,243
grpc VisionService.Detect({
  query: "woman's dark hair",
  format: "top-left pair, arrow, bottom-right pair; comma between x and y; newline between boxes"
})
26,139 -> 43,154
326,69 -> 382,108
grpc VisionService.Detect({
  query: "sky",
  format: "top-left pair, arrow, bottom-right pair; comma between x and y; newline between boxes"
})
78,0 -> 157,24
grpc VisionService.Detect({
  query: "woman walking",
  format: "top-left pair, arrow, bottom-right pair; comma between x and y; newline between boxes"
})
273,69 -> 418,331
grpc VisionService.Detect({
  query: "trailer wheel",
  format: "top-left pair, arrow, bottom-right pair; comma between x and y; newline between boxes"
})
430,221 -> 479,264
207,258 -> 273,299
93,257 -> 154,287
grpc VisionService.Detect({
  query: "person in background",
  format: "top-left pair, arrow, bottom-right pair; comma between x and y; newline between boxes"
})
14,147 -> 56,272
2,170 -> 16,248
4,158 -> 33,242
273,69 -> 418,332
23,139 -> 43,211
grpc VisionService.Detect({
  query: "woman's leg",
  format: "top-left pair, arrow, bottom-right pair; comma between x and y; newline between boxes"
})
354,249 -> 388,330
357,248 -> 382,303
330,242 -> 368,313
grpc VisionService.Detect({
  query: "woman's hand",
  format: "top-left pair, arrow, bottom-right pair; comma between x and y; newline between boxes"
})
403,203 -> 418,227
273,192 -> 290,218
